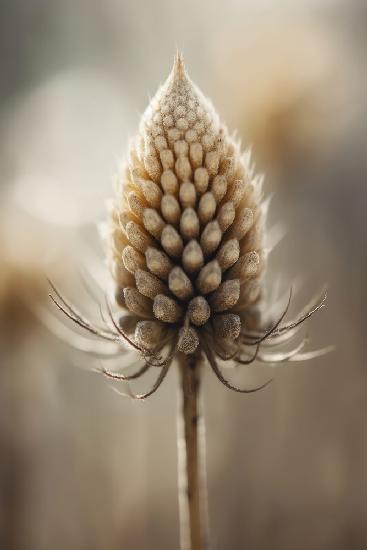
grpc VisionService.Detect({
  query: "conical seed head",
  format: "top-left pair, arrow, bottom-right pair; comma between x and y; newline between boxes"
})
108,54 -> 266,354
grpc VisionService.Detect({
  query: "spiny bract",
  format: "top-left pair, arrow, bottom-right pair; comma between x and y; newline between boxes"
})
108,54 -> 266,357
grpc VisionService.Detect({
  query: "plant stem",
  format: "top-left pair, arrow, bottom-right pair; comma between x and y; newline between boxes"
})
177,353 -> 209,550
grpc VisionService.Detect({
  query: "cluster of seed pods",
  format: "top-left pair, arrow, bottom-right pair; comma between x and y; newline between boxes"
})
107,55 -> 265,355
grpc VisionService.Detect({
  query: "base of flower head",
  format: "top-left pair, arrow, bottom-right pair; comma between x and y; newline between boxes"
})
48,279 -> 328,399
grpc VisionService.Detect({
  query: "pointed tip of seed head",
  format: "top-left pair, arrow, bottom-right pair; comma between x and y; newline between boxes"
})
172,51 -> 187,80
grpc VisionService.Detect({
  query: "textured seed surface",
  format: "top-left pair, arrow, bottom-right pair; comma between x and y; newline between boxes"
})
182,240 -> 204,273
213,313 -> 241,340
188,297 -> 210,326
153,294 -> 183,323
135,320 -> 166,350
135,269 -> 166,299
177,326 -> 199,354
209,279 -> 241,312
107,55 -> 266,352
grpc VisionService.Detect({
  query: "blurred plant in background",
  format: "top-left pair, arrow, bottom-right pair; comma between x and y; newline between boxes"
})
212,17 -> 351,185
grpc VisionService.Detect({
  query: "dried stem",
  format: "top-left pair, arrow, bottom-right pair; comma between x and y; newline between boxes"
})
177,353 -> 209,550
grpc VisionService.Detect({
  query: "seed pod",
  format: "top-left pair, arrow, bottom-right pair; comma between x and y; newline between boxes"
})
211,175 -> 227,202
153,294 -> 183,323
198,192 -> 216,224
145,247 -> 173,280
123,287 -> 153,318
213,313 -> 241,340
196,261 -> 222,294
177,326 -> 199,354
161,195 -> 181,224
135,269 -> 167,299
107,54 -> 268,357
179,182 -> 196,208
194,167 -> 209,193
188,297 -> 211,326
200,221 -> 222,256
161,169 -> 178,193
168,267 -> 194,300
122,246 -> 146,274
143,209 -> 165,239
180,208 -> 200,241
209,279 -> 240,312
138,179 -> 162,208
227,251 -> 260,281
217,202 -> 235,231
135,320 -> 166,350
216,239 -> 240,272
161,225 -> 184,258
126,221 -> 153,253
182,240 -> 204,274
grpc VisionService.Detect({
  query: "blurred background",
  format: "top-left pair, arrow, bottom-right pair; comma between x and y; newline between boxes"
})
0,1 -> 366,549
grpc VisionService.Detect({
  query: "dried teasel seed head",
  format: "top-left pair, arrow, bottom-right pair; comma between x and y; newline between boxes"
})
48,53 -> 327,407
107,54 -> 268,356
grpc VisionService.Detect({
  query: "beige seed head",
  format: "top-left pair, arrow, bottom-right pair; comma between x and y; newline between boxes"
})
108,54 -> 267,354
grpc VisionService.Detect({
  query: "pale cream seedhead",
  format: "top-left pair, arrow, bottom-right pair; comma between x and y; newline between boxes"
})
107,54 -> 266,357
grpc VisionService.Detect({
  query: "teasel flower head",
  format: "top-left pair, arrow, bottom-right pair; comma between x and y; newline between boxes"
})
49,54 -> 328,398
